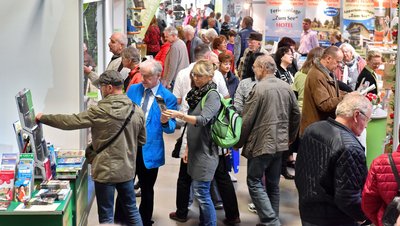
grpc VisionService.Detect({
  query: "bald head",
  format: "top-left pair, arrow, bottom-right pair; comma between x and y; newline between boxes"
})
108,32 -> 127,55
320,46 -> 343,72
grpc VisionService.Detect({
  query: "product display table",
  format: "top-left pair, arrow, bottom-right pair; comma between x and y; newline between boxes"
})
366,108 -> 388,168
0,190 -> 73,226
57,158 -> 95,226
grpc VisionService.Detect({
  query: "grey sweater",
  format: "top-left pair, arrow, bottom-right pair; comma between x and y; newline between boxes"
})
187,91 -> 221,181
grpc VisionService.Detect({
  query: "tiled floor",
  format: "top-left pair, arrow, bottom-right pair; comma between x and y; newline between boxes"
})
87,131 -> 301,226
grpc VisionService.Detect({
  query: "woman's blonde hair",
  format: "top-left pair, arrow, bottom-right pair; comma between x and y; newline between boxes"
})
191,59 -> 216,78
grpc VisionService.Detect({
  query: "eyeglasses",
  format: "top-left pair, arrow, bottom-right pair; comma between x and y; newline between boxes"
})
358,110 -> 371,123
191,73 -> 205,78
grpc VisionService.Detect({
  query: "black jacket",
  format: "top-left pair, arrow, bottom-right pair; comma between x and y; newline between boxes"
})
295,118 -> 368,225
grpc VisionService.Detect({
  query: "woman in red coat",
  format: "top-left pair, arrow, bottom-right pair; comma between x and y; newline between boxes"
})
362,145 -> 400,226
143,16 -> 161,57
154,32 -> 170,78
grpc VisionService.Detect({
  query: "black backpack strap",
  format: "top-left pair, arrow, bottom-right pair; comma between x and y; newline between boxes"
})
388,153 -> 400,194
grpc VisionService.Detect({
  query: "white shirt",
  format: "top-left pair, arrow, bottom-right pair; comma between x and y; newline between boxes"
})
173,62 -> 229,113
141,81 -> 161,120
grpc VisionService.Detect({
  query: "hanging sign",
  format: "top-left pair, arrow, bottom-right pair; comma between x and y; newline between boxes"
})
265,0 -> 306,43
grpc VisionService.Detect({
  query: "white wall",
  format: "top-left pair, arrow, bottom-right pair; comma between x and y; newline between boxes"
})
0,1 -> 82,152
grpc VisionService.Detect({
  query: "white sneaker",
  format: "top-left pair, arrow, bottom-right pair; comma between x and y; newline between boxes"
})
229,173 -> 238,182
248,203 -> 257,214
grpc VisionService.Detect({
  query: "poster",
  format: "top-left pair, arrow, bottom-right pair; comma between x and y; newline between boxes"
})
342,0 -> 375,49
305,0 -> 340,47
265,0 -> 306,44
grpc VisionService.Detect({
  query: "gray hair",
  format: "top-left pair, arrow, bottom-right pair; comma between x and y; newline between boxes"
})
205,28 -> 218,42
140,59 -> 163,76
114,32 -> 128,47
255,54 -> 276,74
336,92 -> 372,117
164,26 -> 178,36
121,46 -> 141,64
339,43 -> 358,58
183,25 -> 195,34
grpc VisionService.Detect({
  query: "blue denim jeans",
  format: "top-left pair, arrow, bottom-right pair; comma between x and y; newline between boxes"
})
247,152 -> 282,226
192,180 -> 216,226
95,179 -> 142,226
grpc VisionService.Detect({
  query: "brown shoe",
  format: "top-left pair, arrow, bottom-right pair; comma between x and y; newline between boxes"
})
169,212 -> 188,222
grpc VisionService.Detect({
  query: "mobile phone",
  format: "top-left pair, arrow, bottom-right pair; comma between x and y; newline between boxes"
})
155,96 -> 167,112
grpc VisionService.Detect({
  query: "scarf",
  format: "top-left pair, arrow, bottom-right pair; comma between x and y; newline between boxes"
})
186,81 -> 217,110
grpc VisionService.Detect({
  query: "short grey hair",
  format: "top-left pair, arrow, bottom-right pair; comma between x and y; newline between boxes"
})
336,92 -> 372,117
140,59 -> 163,76
121,46 -> 141,64
339,43 -> 358,58
164,26 -> 178,36
205,28 -> 218,42
183,25 -> 195,34
255,54 -> 276,74
114,32 -> 128,47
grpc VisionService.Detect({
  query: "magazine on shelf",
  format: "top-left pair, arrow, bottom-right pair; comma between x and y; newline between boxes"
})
0,201 -> 11,211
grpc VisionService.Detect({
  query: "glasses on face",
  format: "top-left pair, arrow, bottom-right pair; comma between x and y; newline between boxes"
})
191,73 -> 205,79
358,110 -> 371,123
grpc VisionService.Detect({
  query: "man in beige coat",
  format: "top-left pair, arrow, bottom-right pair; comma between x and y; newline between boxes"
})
300,46 -> 347,135
235,55 -> 300,226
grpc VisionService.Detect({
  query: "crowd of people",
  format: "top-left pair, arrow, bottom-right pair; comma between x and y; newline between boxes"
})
39,5 -> 399,226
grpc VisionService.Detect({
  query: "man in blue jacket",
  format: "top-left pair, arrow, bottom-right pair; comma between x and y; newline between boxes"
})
126,59 -> 177,226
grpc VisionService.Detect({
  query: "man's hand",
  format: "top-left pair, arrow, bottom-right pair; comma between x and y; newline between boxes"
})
160,110 -> 171,124
35,113 -> 43,123
83,65 -> 93,75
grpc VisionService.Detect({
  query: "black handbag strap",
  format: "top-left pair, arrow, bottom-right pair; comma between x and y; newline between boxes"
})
388,153 -> 400,194
180,123 -> 187,138
97,105 -> 135,154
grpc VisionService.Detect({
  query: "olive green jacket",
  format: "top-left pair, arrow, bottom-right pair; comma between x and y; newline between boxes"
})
40,94 -> 146,183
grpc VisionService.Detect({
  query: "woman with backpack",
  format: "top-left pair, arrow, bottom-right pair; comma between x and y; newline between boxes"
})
165,60 -> 223,226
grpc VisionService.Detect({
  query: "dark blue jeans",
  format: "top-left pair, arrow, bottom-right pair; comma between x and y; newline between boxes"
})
95,179 -> 142,226
192,180 -> 216,226
247,152 -> 282,226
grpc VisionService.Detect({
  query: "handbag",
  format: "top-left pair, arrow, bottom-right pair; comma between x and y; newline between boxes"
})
382,153 -> 400,226
85,105 -> 135,164
171,123 -> 187,158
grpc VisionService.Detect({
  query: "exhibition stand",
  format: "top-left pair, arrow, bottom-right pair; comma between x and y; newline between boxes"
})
366,109 -> 388,167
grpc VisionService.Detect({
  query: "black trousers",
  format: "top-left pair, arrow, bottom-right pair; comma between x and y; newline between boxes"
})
136,147 -> 159,226
213,155 -> 240,220
174,156 -> 240,220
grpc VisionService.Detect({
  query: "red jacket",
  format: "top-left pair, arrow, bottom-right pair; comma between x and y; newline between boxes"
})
155,42 -> 171,78
362,146 -> 400,226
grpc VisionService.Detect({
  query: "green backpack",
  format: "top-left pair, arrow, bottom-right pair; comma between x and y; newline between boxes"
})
201,89 -> 242,148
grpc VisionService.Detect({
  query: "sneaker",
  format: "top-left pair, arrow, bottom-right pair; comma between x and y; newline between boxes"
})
229,173 -> 238,182
169,212 -> 188,222
134,182 -> 140,190
223,217 -> 241,225
214,202 -> 224,210
135,188 -> 141,197
248,203 -> 257,214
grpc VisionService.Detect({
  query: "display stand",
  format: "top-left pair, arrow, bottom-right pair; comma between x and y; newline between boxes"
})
366,109 -> 388,168
57,159 -> 94,226
0,190 -> 73,226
